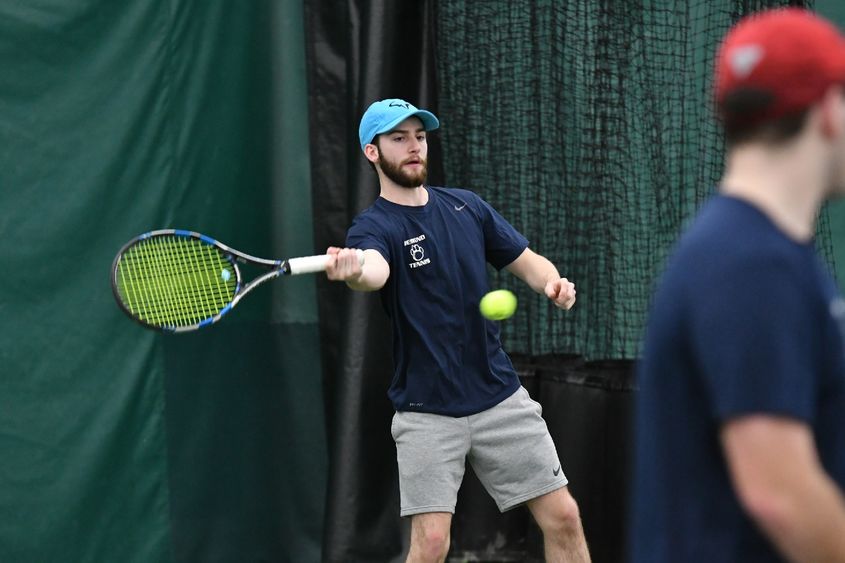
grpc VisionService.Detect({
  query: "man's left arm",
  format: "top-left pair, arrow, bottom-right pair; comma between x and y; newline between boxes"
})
505,248 -> 576,310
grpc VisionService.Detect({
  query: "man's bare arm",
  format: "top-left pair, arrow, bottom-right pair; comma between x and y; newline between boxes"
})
722,415 -> 845,562
505,248 -> 576,310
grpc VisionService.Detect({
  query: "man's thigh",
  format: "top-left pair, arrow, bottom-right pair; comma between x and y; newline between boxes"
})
392,411 -> 471,516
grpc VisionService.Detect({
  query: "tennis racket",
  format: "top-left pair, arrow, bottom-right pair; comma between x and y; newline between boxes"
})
111,229 -> 363,333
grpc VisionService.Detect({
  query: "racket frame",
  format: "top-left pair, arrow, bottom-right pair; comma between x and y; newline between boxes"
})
112,229 -> 294,333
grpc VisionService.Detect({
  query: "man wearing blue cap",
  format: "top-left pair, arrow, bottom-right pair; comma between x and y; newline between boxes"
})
326,99 -> 590,562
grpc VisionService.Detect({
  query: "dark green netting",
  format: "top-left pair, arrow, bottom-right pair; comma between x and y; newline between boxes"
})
436,0 -> 835,360
818,1 -> 845,292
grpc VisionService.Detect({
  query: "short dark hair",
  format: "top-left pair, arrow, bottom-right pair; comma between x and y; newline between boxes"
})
719,88 -> 810,147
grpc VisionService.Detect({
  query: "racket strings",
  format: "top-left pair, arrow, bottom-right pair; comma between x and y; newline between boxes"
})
147,238 -> 235,321
120,239 -> 233,325
115,236 -> 237,328
119,241 -> 224,325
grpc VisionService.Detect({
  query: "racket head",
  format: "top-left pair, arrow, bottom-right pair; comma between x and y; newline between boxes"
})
111,230 -> 242,332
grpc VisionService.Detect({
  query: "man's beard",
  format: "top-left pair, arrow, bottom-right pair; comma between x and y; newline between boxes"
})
378,154 -> 428,188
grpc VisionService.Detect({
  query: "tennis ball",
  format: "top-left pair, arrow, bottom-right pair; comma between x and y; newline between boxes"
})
479,289 -> 517,321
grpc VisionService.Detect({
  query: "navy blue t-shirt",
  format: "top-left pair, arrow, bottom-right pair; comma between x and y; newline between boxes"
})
346,186 -> 528,416
631,195 -> 845,562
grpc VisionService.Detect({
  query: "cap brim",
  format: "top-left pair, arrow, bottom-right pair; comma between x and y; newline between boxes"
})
374,109 -> 440,137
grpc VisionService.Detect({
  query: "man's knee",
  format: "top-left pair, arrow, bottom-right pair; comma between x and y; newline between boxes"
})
412,528 -> 450,560
557,491 -> 582,528
409,513 -> 452,562
532,488 -> 583,536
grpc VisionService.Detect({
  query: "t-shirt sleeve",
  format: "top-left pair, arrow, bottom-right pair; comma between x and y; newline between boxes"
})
688,256 -> 818,423
345,214 -> 391,264
474,195 -> 529,270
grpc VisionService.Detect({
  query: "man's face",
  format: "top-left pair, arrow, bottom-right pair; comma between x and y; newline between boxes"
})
372,117 -> 428,188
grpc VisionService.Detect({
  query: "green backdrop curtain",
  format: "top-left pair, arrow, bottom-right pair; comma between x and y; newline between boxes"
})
0,1 -> 325,561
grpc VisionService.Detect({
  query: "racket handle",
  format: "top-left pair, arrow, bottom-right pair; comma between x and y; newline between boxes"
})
287,249 -> 365,275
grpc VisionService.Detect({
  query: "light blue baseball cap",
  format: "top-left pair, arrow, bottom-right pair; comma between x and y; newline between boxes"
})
358,98 -> 439,150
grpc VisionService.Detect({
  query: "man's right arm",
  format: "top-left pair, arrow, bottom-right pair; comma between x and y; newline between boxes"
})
325,247 -> 389,291
722,415 -> 845,562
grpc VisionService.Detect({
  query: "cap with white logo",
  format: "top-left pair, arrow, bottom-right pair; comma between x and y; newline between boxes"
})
358,99 -> 439,150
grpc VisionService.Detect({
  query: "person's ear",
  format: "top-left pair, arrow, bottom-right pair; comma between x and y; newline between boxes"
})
819,84 -> 845,140
364,143 -> 380,164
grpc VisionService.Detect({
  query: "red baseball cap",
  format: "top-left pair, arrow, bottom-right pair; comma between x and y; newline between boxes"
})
714,8 -> 845,126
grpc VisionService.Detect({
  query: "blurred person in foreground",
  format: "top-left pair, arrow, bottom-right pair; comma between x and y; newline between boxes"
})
632,8 -> 845,563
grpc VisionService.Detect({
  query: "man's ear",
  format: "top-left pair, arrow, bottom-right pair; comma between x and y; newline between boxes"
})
819,84 -> 845,140
364,143 -> 380,164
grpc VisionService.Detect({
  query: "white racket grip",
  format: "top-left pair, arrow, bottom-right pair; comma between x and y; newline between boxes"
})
287,249 -> 365,275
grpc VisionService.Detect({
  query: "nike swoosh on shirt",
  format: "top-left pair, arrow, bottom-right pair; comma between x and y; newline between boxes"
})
454,203 -> 467,211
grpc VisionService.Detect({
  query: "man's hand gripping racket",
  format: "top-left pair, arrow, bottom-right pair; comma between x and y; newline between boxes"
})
325,247 -> 366,282
111,230 -> 364,333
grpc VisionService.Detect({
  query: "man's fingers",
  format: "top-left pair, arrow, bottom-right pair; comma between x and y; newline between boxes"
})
549,279 -> 576,310
331,248 -> 362,279
325,247 -> 360,281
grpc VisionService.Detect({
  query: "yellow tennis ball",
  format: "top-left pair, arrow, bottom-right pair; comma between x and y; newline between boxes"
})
479,289 -> 517,321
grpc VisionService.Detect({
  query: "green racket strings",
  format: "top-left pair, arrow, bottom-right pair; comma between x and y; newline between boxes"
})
115,236 -> 237,328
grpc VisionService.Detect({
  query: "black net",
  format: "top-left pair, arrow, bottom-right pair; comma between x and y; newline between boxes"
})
435,0 -> 832,361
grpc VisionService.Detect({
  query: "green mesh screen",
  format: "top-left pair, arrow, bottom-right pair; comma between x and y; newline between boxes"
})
436,0 -> 833,360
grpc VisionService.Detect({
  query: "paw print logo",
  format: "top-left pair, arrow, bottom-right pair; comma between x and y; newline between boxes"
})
410,244 -> 425,262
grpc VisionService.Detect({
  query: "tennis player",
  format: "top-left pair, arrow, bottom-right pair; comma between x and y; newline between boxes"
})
326,98 -> 590,562
632,8 -> 845,562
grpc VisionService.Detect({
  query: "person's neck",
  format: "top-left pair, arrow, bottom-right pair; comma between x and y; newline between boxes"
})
720,142 -> 826,243
379,181 -> 428,206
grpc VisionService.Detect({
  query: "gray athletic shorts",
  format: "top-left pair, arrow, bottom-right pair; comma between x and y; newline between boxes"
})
391,386 -> 568,516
